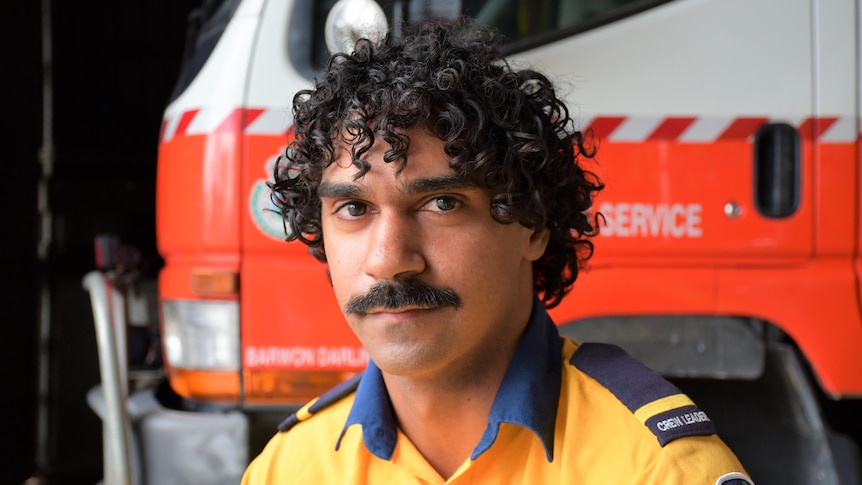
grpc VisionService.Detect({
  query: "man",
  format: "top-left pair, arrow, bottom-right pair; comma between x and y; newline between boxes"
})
243,18 -> 753,484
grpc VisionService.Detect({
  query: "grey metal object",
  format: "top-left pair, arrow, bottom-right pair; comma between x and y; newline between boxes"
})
558,316 -> 766,379
83,270 -> 250,485
82,271 -> 136,485
138,405 -> 248,485
87,384 -> 249,485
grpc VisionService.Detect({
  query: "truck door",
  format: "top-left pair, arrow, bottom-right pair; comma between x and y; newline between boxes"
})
240,0 -> 370,404
517,0 -> 817,264
810,0 -> 858,267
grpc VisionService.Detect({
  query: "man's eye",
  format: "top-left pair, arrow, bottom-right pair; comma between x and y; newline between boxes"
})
426,196 -> 460,212
338,202 -> 367,218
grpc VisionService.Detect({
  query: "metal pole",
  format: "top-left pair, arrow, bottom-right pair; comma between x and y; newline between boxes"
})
83,271 -> 134,485
35,0 -> 54,472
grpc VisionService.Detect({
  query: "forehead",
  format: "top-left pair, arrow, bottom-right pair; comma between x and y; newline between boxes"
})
324,126 -> 454,185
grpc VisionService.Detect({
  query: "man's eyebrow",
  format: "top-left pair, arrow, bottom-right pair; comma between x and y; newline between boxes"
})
406,173 -> 476,194
318,182 -> 361,199
318,173 -> 476,199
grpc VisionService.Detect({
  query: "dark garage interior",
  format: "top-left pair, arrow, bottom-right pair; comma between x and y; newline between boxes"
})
4,1 -> 199,483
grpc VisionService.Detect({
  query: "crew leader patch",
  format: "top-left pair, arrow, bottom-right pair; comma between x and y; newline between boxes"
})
570,342 -> 717,446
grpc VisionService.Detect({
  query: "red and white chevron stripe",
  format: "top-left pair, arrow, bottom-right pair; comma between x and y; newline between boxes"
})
160,108 -> 859,144
581,115 -> 856,143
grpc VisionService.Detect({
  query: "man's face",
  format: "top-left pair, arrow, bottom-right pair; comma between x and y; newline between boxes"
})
318,126 -> 549,378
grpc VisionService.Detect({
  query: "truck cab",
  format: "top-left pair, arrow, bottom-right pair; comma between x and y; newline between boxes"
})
98,0 -> 862,482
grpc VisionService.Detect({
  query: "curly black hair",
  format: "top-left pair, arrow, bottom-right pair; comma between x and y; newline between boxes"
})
271,18 -> 603,309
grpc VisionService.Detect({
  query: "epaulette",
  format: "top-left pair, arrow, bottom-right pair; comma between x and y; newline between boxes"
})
569,342 -> 716,446
277,372 -> 363,433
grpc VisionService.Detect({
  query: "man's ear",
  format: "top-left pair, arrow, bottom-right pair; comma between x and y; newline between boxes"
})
526,227 -> 551,261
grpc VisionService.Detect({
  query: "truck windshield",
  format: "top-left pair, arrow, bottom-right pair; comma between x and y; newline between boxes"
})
465,0 -> 664,52
172,0 -> 668,92
296,0 -> 665,77
169,0 -> 241,103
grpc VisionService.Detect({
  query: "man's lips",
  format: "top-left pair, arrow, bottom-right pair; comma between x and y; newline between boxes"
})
361,307 -> 438,322
366,306 -> 431,314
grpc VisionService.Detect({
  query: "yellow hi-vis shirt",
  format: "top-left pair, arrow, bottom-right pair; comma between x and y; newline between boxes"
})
243,300 -> 753,485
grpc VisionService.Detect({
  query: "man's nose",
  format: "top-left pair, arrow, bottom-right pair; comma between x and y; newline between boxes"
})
363,211 -> 425,281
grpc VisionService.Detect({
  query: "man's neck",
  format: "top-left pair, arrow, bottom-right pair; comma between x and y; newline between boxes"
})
382,331 -> 523,479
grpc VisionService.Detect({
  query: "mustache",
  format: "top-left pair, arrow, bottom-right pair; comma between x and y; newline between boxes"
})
344,279 -> 462,315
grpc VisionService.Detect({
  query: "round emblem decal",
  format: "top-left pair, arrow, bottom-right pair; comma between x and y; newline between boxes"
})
249,151 -> 291,241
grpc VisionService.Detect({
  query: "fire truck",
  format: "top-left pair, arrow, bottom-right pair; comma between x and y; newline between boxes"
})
84,0 -> 862,483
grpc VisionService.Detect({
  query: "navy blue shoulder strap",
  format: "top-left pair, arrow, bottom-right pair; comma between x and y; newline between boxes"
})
277,372 -> 363,433
569,342 -> 716,446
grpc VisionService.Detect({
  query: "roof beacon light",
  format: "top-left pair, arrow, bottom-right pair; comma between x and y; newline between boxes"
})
325,0 -> 388,55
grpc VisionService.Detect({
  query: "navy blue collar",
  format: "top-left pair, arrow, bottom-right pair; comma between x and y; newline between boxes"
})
336,298 -> 562,462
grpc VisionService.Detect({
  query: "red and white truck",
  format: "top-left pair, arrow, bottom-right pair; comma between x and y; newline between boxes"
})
87,0 -> 862,483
